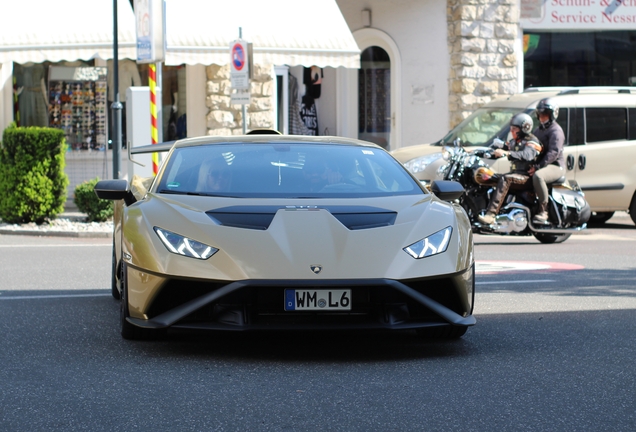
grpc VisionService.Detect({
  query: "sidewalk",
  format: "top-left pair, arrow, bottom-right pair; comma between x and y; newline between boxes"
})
0,212 -> 113,238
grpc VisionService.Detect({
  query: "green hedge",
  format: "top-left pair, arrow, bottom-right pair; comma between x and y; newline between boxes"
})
74,177 -> 113,222
0,125 -> 69,224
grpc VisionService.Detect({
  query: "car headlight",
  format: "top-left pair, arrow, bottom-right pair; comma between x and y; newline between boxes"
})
403,227 -> 452,259
154,227 -> 218,260
403,154 -> 441,173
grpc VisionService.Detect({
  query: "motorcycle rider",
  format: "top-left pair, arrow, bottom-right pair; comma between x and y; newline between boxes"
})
478,113 -> 543,225
530,98 -> 566,224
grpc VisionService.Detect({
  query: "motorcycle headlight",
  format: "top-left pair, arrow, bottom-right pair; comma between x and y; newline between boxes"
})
403,227 -> 452,259
442,146 -> 454,161
154,227 -> 218,260
403,154 -> 441,174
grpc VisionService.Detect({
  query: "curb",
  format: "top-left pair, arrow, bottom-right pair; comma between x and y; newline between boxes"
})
0,229 -> 112,238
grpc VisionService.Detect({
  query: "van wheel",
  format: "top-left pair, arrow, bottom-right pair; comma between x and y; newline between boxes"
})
588,211 -> 614,224
533,233 -> 571,244
630,195 -> 636,226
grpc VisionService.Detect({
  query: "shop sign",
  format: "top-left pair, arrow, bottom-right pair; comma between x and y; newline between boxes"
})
135,0 -> 165,63
229,39 -> 252,90
521,0 -> 636,30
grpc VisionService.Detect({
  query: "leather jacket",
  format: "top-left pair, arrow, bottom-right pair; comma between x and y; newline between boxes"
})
504,133 -> 543,173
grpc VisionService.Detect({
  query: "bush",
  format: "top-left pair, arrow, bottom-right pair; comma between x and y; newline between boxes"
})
0,125 -> 69,224
74,177 -> 114,222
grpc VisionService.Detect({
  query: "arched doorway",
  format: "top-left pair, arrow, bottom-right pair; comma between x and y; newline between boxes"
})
358,47 -> 390,149
353,28 -> 401,150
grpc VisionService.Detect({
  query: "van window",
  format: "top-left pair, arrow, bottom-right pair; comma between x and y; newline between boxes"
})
569,108 -> 585,146
585,108 -> 627,143
555,108 -> 569,145
629,108 -> 636,141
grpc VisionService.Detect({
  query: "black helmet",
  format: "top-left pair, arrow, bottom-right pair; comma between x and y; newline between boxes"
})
510,113 -> 533,134
536,98 -> 559,121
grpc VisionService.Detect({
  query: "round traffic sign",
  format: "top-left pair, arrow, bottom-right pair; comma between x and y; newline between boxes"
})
231,43 -> 246,71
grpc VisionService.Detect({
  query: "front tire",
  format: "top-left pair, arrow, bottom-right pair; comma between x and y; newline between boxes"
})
630,194 -> 636,226
533,233 -> 571,244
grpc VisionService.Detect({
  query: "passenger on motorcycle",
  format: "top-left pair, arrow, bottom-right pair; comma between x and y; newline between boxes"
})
477,113 -> 543,225
531,98 -> 566,224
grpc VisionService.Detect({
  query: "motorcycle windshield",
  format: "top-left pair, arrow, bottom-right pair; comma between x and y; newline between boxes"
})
437,108 -> 536,147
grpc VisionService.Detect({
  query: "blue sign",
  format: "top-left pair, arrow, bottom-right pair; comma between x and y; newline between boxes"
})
284,290 -> 295,311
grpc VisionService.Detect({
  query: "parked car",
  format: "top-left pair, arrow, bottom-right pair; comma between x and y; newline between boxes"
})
95,135 -> 475,340
391,87 -> 636,225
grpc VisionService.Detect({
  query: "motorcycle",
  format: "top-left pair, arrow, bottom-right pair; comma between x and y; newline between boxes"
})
438,143 -> 590,244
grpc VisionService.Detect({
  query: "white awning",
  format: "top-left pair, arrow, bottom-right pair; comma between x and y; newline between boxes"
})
164,0 -> 360,68
0,0 -> 359,68
0,0 -> 136,64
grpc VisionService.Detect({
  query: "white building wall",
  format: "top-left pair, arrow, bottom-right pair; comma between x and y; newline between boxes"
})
337,0 -> 450,148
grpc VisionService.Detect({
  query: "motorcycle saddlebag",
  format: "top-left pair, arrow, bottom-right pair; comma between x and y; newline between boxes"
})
551,188 -> 591,225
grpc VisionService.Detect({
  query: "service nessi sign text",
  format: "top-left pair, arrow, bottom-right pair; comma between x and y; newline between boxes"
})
521,0 -> 636,30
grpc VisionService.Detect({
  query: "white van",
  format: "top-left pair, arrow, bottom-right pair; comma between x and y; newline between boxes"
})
391,87 -> 636,225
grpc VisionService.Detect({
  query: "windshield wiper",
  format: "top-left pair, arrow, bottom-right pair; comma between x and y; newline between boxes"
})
158,189 -> 240,198
158,189 -> 211,196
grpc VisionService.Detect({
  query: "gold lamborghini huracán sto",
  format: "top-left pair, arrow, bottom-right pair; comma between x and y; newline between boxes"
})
95,135 -> 475,340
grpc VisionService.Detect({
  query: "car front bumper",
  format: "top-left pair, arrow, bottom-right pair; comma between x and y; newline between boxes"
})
125,264 -> 475,332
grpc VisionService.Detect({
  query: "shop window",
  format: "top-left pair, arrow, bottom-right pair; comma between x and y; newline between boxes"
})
524,31 -> 636,87
13,61 -> 92,129
273,66 -> 289,134
585,108 -> 627,143
133,64 -> 186,142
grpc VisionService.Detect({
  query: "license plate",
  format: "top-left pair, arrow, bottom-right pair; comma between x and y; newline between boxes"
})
284,289 -> 351,311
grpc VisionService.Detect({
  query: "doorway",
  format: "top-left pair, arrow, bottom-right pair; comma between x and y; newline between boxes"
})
353,28 -> 401,150
358,47 -> 390,149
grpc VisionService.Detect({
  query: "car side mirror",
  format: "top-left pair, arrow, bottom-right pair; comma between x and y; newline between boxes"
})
94,179 -> 137,206
430,180 -> 464,202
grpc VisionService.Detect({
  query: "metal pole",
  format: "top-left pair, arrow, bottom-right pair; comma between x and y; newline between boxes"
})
239,27 -> 247,134
111,0 -> 123,179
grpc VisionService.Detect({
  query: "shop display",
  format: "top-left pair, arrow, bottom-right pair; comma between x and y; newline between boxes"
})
48,67 -> 107,150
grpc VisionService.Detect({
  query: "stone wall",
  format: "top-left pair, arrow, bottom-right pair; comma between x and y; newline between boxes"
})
205,64 -> 275,135
447,0 -> 520,128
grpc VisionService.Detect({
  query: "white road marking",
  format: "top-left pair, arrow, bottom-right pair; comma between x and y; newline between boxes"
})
0,293 -> 111,300
476,279 -> 555,285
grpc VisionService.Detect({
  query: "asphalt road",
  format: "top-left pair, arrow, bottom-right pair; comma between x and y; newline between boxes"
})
0,214 -> 634,431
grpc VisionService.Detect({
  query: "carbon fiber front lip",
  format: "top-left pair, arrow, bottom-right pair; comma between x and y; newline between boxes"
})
126,275 -> 476,330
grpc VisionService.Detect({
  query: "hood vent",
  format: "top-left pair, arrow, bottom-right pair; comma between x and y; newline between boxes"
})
207,206 -> 397,231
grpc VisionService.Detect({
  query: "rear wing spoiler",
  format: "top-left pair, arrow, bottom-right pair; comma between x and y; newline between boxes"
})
129,141 -> 176,155
127,141 -> 175,168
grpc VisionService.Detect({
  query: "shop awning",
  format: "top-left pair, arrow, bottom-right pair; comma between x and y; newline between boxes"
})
0,0 -> 359,68
0,0 -> 136,64
164,0 -> 360,68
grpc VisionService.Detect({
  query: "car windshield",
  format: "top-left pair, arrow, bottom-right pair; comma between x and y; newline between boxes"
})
437,108 -> 535,147
155,143 -> 424,198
